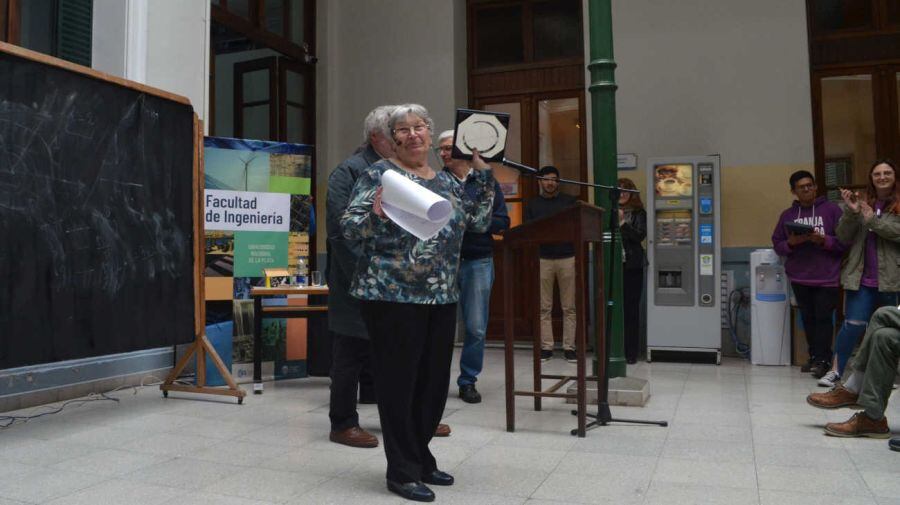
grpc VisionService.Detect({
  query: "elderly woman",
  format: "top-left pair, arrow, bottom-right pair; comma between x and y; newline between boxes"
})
341,104 -> 494,502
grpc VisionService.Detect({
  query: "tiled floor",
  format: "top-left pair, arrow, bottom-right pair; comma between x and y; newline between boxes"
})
1,349 -> 898,504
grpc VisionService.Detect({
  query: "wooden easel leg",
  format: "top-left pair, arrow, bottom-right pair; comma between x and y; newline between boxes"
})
160,335 -> 247,404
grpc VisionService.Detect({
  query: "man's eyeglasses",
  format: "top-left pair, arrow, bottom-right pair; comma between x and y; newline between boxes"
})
436,146 -> 453,153
393,124 -> 430,137
795,183 -> 816,191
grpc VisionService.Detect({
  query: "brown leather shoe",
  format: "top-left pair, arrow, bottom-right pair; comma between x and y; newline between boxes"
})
806,386 -> 859,409
329,427 -> 379,448
434,423 -> 451,437
824,412 -> 891,438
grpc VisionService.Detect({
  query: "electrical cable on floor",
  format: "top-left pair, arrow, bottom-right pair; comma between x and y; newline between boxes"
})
728,287 -> 751,358
0,374 -> 192,429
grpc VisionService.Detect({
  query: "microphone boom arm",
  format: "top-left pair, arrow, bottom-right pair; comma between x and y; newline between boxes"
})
500,158 -> 639,193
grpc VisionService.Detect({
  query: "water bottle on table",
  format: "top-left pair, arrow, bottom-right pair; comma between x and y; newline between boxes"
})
295,256 -> 308,286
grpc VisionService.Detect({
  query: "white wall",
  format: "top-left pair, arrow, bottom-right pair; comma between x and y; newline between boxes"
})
315,0 -> 468,250
92,0 -> 211,129
611,0 -> 812,167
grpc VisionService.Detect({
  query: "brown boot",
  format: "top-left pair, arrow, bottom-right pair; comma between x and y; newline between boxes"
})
434,423 -> 451,437
824,412 -> 890,438
806,386 -> 859,409
329,427 -> 379,448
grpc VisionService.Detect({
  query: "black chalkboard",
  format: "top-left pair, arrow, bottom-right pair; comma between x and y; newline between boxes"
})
0,47 -> 197,369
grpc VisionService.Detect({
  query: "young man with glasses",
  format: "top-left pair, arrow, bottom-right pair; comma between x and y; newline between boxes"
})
772,170 -> 845,379
525,166 -> 578,362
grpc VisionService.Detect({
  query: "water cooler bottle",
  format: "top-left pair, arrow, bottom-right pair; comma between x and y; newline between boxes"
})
750,249 -> 791,365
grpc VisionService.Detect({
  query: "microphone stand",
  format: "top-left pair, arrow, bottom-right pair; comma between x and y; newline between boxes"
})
501,158 -> 667,433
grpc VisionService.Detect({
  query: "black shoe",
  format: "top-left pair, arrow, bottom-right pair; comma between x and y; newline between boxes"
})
890,437 -> 900,452
800,359 -> 813,373
540,349 -> 553,362
810,361 -> 830,379
421,470 -> 454,486
626,357 -> 637,365
386,480 -> 435,502
564,349 -> 577,363
459,384 -> 481,404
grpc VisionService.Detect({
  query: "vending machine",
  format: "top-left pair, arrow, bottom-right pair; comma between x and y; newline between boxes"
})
646,156 -> 722,363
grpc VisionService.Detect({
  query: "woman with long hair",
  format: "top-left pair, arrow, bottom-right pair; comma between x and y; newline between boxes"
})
618,178 -> 647,364
818,159 -> 900,387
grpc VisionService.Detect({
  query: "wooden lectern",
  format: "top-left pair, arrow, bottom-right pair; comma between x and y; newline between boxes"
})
502,201 -> 605,437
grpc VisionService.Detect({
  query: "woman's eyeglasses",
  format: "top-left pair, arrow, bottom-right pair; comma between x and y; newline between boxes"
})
392,124 -> 430,137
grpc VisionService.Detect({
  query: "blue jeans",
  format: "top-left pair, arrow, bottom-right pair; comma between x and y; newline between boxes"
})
834,286 -> 899,375
457,257 -> 494,387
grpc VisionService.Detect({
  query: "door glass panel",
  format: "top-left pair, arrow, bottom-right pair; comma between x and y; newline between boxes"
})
533,0 -> 582,61
285,104 -> 306,144
809,0 -> 872,33
243,104 -> 270,141
537,97 -> 582,198
265,0 -> 284,35
228,0 -> 250,19
290,0 -> 306,45
285,69 -> 305,104
480,102 -> 522,225
242,69 -> 270,103
821,74 -> 875,189
19,0 -> 55,55
475,6 -> 524,68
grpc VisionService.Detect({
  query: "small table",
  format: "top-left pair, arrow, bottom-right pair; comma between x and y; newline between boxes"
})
250,285 -> 329,394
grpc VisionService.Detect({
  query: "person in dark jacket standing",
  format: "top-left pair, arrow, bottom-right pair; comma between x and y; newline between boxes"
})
325,105 -> 396,448
525,166 -> 578,362
437,130 -> 510,403
772,170 -> 845,379
617,178 -> 647,364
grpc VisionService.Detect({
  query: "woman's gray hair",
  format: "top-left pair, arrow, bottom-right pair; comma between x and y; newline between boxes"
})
387,104 -> 435,137
363,105 -> 396,143
437,129 -> 454,143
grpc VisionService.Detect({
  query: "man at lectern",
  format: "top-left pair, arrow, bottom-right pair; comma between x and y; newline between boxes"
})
524,166 -> 578,363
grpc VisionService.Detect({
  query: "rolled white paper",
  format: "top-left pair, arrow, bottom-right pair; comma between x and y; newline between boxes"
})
380,169 -> 452,240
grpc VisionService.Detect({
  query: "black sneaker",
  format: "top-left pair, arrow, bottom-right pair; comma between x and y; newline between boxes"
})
540,349 -> 553,362
800,358 -> 813,373
564,350 -> 577,363
458,384 -> 482,404
890,437 -> 900,452
810,361 -> 830,379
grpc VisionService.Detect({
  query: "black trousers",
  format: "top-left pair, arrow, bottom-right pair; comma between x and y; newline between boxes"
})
623,268 -> 644,361
329,332 -> 374,431
790,283 -> 839,363
359,300 -> 457,483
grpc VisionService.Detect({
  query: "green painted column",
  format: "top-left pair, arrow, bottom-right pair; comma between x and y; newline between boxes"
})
587,0 -> 625,378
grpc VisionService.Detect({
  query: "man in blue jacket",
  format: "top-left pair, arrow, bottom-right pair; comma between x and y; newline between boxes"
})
438,130 -> 510,403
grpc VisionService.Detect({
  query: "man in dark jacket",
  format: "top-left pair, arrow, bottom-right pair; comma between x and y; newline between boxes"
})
524,166 -> 578,362
772,170 -> 845,378
325,105 -> 396,448
437,130 -> 510,403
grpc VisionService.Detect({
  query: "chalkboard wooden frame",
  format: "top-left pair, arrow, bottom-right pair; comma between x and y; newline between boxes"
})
0,42 -> 245,401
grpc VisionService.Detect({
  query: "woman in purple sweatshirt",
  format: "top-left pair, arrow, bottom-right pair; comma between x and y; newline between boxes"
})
772,170 -> 845,378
